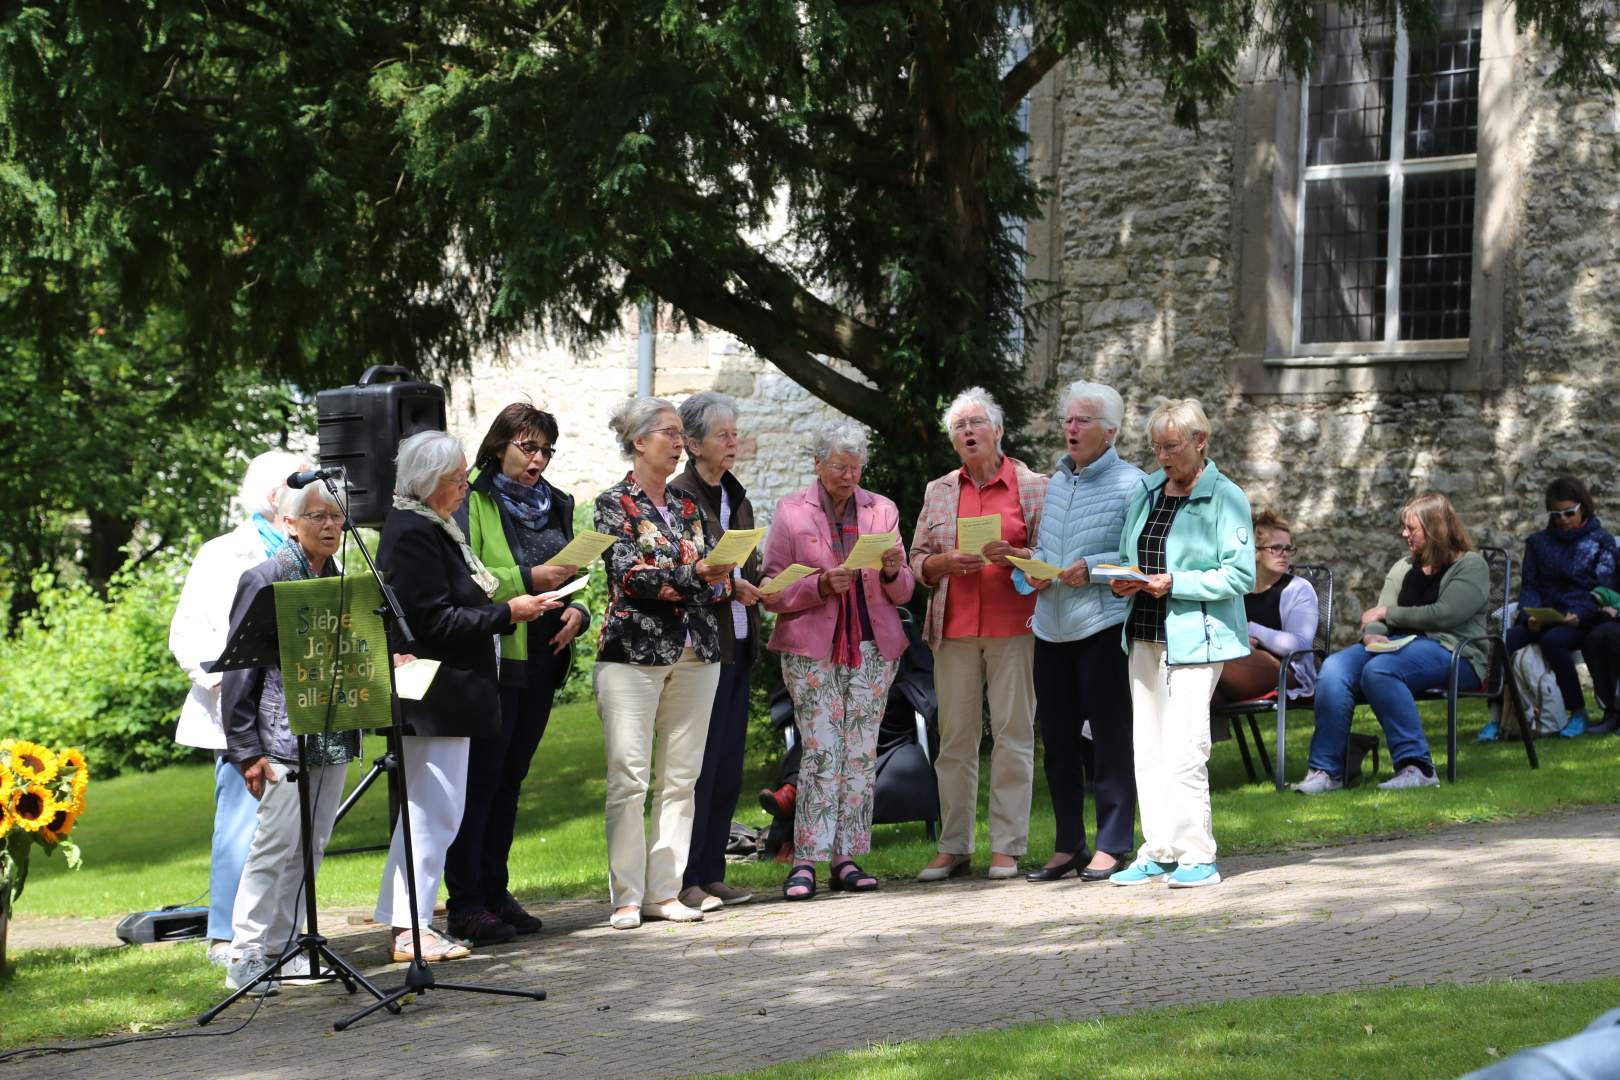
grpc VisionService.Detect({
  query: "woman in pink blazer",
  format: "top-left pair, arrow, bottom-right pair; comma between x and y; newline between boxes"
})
761,421 -> 915,901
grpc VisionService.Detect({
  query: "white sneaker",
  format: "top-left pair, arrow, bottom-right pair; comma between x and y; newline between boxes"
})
206,941 -> 234,969
1377,764 -> 1439,789
277,952 -> 325,986
1292,768 -> 1343,796
224,952 -> 278,997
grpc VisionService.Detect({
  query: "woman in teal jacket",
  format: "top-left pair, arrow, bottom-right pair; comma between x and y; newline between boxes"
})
1109,399 -> 1254,890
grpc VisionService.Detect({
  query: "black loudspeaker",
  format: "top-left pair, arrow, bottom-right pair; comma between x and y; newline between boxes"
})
316,365 -> 448,527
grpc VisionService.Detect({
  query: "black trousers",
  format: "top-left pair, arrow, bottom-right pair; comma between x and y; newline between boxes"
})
684,656 -> 754,888
1584,620 -> 1620,712
1033,630 -> 1136,859
444,645 -> 570,916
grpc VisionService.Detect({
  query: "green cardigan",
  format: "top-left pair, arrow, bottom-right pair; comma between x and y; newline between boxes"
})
1364,551 -> 1491,680
1117,458 -> 1256,665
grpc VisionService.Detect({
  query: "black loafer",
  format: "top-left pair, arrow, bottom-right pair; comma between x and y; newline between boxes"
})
1026,855 -> 1083,882
1079,856 -> 1128,882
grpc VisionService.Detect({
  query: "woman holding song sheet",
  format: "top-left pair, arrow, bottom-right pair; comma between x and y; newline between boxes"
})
760,421 -> 913,900
906,388 -> 1046,883
669,392 -> 764,913
441,403 -> 591,947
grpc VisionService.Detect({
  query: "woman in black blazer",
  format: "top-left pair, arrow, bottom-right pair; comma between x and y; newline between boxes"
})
374,429 -> 555,962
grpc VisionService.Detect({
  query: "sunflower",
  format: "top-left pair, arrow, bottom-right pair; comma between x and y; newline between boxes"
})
57,747 -> 89,809
0,798 -> 13,839
5,740 -> 58,784
9,782 -> 63,832
39,803 -> 80,845
0,759 -> 14,806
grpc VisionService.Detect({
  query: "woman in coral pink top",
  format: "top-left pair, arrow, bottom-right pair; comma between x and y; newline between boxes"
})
760,421 -> 914,901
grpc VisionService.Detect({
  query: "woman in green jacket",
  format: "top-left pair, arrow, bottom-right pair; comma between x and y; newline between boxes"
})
443,403 -> 590,945
1109,399 -> 1254,890
1294,491 -> 1487,796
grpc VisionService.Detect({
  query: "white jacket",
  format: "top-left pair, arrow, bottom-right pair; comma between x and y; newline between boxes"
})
169,521 -> 277,749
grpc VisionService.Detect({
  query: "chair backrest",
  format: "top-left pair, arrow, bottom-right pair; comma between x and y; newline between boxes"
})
1478,545 -> 1513,638
1291,563 -> 1334,655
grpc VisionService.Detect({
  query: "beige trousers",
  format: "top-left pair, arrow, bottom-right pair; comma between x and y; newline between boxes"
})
932,634 -> 1036,856
1128,641 -> 1223,865
594,651 -> 720,908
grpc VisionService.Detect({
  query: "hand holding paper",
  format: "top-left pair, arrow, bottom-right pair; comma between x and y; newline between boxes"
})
545,529 -> 616,567
1006,554 -> 1062,581
955,514 -> 1002,555
706,527 -> 765,567
841,529 -> 901,570
1093,563 -> 1151,583
760,563 -> 819,595
539,574 -> 591,602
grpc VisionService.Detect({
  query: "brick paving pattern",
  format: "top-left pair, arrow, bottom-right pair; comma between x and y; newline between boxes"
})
10,807 -> 1620,1079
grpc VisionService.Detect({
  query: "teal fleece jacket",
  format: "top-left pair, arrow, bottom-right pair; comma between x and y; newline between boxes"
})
1117,458 -> 1256,665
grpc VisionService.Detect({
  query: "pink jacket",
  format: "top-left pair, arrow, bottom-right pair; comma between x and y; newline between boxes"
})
761,483 -> 916,662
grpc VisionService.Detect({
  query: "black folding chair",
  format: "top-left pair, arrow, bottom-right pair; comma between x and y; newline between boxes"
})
1212,564 -> 1333,790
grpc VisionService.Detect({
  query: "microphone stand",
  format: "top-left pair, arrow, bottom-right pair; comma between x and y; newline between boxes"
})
327,477 -> 546,1032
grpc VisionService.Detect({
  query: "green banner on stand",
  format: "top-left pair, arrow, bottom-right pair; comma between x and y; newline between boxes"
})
272,575 -> 392,734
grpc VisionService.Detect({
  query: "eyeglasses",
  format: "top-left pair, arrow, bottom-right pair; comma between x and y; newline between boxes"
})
949,416 -> 992,434
1150,440 -> 1187,456
1062,415 -> 1101,428
647,426 -> 685,441
298,512 -> 346,526
1549,506 -> 1581,519
1257,543 -> 1296,555
511,440 -> 555,460
821,462 -> 864,477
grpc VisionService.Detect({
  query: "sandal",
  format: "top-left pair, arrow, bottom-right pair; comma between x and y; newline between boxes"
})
392,925 -> 471,963
829,860 -> 879,893
782,863 -> 817,902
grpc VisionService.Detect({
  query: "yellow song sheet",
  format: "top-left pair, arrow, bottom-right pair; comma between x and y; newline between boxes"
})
705,527 -> 765,567
759,564 -> 818,595
955,513 -> 1002,554
841,529 -> 901,570
1006,554 -> 1062,580
544,529 -> 617,567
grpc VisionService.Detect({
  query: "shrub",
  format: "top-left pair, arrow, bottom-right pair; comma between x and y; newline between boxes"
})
0,559 -> 191,777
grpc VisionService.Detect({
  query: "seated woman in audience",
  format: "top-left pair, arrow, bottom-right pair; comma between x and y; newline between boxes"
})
1580,592 -> 1620,735
1212,508 -> 1319,704
1485,476 -> 1617,741
1294,491 -> 1487,795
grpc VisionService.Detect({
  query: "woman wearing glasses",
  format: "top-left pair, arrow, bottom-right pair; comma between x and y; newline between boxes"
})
1212,508 -> 1319,705
1488,476 -> 1618,741
907,387 -> 1046,883
594,396 -> 735,929
1109,399 -> 1254,890
442,404 -> 590,946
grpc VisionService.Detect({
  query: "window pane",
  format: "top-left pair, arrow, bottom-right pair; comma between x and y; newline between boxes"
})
1400,171 -> 1474,339
1301,177 -> 1389,343
1306,3 -> 1396,166
1406,0 -> 1484,158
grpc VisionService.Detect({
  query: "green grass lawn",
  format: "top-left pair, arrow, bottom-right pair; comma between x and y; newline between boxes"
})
706,978 -> 1620,1079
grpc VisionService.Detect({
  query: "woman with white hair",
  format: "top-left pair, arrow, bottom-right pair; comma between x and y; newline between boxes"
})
594,396 -> 735,930
907,387 -> 1046,882
1014,381 -> 1144,883
1110,399 -> 1254,890
169,447 -> 307,967
375,430 -> 557,960
761,421 -> 914,900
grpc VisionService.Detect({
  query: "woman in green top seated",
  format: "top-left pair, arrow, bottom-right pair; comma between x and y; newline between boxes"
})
1294,491 -> 1487,795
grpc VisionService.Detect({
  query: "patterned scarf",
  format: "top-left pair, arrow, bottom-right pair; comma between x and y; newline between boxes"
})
392,495 -> 501,597
492,471 -> 553,528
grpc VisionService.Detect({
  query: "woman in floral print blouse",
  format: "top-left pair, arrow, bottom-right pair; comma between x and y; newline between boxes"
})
593,396 -> 736,930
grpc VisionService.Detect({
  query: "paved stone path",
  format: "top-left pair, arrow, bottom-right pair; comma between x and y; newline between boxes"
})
10,807 -> 1620,1078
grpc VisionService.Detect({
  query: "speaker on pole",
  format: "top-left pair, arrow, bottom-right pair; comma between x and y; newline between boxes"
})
316,365 -> 448,528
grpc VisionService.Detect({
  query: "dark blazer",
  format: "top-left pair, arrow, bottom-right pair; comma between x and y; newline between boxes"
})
670,460 -> 762,666
376,507 -> 514,739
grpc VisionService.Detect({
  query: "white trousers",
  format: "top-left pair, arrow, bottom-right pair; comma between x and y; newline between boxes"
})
1128,641 -> 1223,865
374,736 -> 470,928
932,635 -> 1036,855
230,759 -> 348,960
595,652 -> 720,908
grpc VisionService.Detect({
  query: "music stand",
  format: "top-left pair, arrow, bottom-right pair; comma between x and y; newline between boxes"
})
319,475 -> 545,1032
196,580 -> 397,1023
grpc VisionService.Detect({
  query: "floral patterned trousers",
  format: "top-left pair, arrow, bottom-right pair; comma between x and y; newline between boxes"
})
780,641 -> 899,863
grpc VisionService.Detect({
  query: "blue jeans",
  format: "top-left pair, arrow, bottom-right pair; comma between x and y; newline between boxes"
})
208,753 -> 261,941
1307,639 -> 1479,778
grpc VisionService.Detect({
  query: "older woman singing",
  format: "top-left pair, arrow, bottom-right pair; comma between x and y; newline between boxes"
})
376,430 -> 556,961
761,422 -> 914,900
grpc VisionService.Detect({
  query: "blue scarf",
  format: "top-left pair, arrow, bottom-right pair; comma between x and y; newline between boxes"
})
492,472 -> 553,528
251,512 -> 283,558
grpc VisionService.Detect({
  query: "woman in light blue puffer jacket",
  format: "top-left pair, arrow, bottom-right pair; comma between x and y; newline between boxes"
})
1012,380 -> 1145,883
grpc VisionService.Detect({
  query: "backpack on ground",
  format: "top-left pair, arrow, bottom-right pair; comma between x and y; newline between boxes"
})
1507,644 -> 1568,736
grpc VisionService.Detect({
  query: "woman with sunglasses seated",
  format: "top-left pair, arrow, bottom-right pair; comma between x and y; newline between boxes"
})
1484,476 -> 1619,741
1212,508 -> 1319,705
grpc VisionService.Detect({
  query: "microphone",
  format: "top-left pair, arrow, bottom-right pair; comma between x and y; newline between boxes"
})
286,468 -> 340,489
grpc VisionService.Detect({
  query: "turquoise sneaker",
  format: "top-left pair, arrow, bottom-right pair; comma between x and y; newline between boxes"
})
1560,712 -> 1587,738
1475,720 -> 1501,743
1110,857 -> 1174,886
1168,862 -> 1221,888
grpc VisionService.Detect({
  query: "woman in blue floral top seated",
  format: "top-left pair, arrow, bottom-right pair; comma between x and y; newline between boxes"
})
593,396 -> 736,930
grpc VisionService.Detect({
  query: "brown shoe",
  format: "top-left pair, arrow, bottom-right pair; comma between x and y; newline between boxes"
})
703,881 -> 754,905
